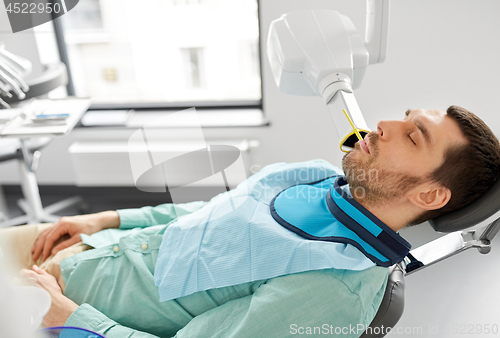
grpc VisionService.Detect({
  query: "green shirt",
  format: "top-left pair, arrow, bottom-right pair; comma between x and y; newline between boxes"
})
61,201 -> 388,338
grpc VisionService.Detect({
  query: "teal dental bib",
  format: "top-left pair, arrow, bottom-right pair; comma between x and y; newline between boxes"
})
270,176 -> 411,267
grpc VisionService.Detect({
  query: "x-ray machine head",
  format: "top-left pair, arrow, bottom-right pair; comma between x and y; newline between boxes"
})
267,0 -> 390,151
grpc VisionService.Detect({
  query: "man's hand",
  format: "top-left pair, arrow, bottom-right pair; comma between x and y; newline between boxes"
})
20,265 -> 79,327
32,211 -> 121,262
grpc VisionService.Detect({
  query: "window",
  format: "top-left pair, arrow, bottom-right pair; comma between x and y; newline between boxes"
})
182,48 -> 205,89
61,0 -> 104,31
173,0 -> 206,6
55,0 -> 262,107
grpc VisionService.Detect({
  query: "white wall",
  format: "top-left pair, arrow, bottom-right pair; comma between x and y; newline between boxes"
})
1,1 -> 500,336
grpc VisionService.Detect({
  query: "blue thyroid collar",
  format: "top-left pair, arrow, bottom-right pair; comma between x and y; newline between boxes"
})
270,176 -> 411,267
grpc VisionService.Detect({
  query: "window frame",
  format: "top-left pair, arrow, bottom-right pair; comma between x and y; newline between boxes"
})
50,0 -> 264,113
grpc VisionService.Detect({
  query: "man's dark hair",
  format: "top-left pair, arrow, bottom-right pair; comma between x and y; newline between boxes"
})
410,105 -> 500,225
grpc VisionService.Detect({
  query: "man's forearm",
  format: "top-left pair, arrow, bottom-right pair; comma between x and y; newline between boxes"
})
66,304 -> 160,338
117,201 -> 208,230
95,211 -> 121,231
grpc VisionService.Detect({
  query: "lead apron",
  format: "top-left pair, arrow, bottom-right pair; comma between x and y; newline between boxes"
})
154,163 -> 411,302
271,176 -> 411,267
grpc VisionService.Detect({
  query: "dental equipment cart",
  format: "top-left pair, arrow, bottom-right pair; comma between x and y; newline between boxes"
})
0,98 -> 91,227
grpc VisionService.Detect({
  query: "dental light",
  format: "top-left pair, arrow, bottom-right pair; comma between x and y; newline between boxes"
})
267,0 -> 390,151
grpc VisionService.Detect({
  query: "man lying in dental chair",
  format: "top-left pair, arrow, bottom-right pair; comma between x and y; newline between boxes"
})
1,106 -> 499,338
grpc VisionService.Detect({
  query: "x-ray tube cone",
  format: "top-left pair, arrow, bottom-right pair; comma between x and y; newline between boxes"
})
327,90 -> 370,149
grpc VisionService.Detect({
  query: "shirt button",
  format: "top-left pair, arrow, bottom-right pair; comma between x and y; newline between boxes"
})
113,245 -> 120,253
141,243 -> 148,250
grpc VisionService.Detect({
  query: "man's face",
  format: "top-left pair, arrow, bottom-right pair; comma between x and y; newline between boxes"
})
342,109 -> 468,206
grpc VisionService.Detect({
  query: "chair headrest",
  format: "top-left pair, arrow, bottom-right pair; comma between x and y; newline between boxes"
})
429,177 -> 500,233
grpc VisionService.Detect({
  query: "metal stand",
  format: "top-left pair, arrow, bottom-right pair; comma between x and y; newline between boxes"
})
401,216 -> 500,275
0,139 -> 82,227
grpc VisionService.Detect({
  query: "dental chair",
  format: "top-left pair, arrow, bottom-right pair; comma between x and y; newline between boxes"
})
360,178 -> 500,338
266,4 -> 500,337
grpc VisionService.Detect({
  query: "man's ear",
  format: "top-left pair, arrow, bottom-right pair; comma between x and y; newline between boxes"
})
408,184 -> 451,211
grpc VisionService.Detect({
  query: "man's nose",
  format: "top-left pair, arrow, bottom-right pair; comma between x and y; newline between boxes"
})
376,120 -> 402,140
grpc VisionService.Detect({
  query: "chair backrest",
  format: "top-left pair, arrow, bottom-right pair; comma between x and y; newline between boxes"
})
359,264 -> 405,338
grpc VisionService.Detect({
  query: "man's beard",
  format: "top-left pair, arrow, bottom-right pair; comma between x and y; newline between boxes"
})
341,133 -> 425,207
